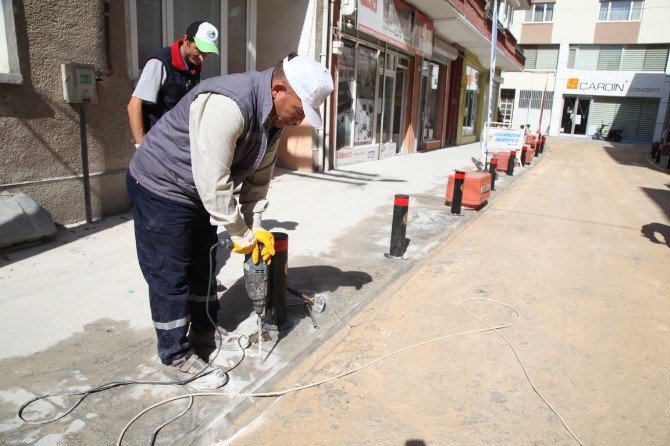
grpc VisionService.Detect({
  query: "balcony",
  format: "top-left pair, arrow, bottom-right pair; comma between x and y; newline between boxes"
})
404,0 -> 529,71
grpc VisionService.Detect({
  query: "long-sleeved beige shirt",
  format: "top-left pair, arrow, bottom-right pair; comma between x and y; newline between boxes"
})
189,93 -> 278,247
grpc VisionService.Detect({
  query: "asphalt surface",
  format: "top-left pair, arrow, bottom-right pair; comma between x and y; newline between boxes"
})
220,138 -> 670,446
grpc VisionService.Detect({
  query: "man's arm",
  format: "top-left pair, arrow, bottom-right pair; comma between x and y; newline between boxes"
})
127,59 -> 166,146
190,93 -> 254,246
239,139 -> 279,226
127,96 -> 145,146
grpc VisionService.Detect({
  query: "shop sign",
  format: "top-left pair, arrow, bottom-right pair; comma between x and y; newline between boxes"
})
357,0 -> 433,57
336,145 -> 380,166
562,70 -> 665,98
485,128 -> 525,150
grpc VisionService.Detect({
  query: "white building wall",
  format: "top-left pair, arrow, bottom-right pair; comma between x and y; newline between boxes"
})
638,0 -> 670,43
550,0 -> 598,44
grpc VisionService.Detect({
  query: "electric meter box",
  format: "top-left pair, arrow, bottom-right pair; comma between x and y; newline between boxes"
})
61,63 -> 97,103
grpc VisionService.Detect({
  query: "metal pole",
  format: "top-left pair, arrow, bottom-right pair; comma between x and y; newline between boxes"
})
78,103 -> 92,223
450,171 -> 465,216
263,232 -> 289,331
506,150 -> 516,176
489,158 -> 498,191
483,0 -> 499,168
389,194 -> 409,257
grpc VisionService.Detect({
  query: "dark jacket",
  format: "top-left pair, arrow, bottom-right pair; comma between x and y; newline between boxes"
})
141,40 -> 201,130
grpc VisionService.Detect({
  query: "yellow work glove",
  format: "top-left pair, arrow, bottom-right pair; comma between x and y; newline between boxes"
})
231,239 -> 258,263
253,229 -> 275,265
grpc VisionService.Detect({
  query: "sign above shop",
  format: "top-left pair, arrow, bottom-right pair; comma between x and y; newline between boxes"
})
357,0 -> 433,57
561,70 -> 666,98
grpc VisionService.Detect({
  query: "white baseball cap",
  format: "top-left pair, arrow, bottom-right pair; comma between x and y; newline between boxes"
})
187,21 -> 219,55
282,56 -> 334,128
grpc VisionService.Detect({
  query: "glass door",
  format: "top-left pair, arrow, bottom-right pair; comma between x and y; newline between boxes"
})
392,68 -> 407,153
561,96 -> 590,135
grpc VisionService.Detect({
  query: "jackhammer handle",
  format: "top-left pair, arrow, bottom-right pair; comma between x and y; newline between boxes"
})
287,285 -> 314,303
218,238 -> 234,250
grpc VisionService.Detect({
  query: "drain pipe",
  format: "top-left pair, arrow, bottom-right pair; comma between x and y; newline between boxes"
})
78,102 -> 93,223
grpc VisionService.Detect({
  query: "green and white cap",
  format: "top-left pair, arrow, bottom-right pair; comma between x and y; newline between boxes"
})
187,21 -> 219,55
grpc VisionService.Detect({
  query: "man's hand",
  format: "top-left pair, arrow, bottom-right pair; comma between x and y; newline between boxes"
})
253,229 -> 275,265
232,239 -> 260,264
231,230 -> 274,265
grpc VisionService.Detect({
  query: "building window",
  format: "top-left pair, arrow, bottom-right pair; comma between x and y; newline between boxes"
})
523,45 -> 559,70
0,0 -> 22,84
518,90 -> 553,110
597,45 -> 623,70
462,65 -> 480,136
569,44 -> 669,72
524,3 -> 554,23
598,1 -> 644,22
129,0 -> 254,80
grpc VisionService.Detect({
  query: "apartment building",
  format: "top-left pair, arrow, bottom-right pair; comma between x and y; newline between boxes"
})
501,0 -> 670,142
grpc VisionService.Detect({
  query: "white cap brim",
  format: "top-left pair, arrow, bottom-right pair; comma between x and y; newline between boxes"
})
304,104 -> 323,128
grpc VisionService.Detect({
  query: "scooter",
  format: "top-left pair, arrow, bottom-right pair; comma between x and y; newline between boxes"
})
592,123 -> 607,140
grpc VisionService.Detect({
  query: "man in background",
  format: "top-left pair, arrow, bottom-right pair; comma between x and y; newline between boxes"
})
127,21 -> 219,147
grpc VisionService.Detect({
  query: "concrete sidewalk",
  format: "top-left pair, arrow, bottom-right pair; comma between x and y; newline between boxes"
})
0,142 -> 537,445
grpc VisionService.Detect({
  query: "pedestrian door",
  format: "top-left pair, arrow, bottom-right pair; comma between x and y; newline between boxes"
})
561,96 -> 590,135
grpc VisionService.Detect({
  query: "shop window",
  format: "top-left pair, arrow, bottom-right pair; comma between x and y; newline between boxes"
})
0,0 -> 22,84
354,45 -> 378,145
599,1 -> 643,22
130,0 -> 252,80
419,61 -> 440,141
462,66 -> 480,136
336,40 -> 356,150
524,3 -> 553,23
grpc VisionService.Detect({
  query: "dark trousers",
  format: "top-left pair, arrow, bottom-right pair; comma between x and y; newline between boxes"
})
126,173 -> 220,364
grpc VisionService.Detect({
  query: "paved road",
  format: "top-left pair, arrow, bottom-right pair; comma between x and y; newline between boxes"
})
222,139 -> 670,446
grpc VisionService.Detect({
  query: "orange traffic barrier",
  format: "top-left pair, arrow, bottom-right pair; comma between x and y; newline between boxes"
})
445,171 -> 492,209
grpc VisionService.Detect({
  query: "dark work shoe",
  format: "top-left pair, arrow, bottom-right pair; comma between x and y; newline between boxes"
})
162,354 -> 229,390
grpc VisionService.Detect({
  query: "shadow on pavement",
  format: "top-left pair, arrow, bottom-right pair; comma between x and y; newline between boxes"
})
217,264 -> 373,334
641,222 -> 670,248
602,142 -> 655,170
640,187 -> 670,221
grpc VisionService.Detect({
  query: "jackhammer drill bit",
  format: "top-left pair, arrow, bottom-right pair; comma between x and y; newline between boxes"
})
243,247 -> 268,365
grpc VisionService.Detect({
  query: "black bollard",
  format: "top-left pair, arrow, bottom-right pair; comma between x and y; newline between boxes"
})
521,146 -> 527,167
656,147 -> 662,163
263,232 -> 289,331
651,142 -> 659,158
538,134 -> 545,154
506,151 -> 516,176
450,171 -> 465,216
389,194 -> 409,258
489,158 -> 498,191
667,150 -> 670,169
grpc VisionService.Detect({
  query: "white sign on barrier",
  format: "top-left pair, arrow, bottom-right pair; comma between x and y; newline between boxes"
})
486,128 -> 525,150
